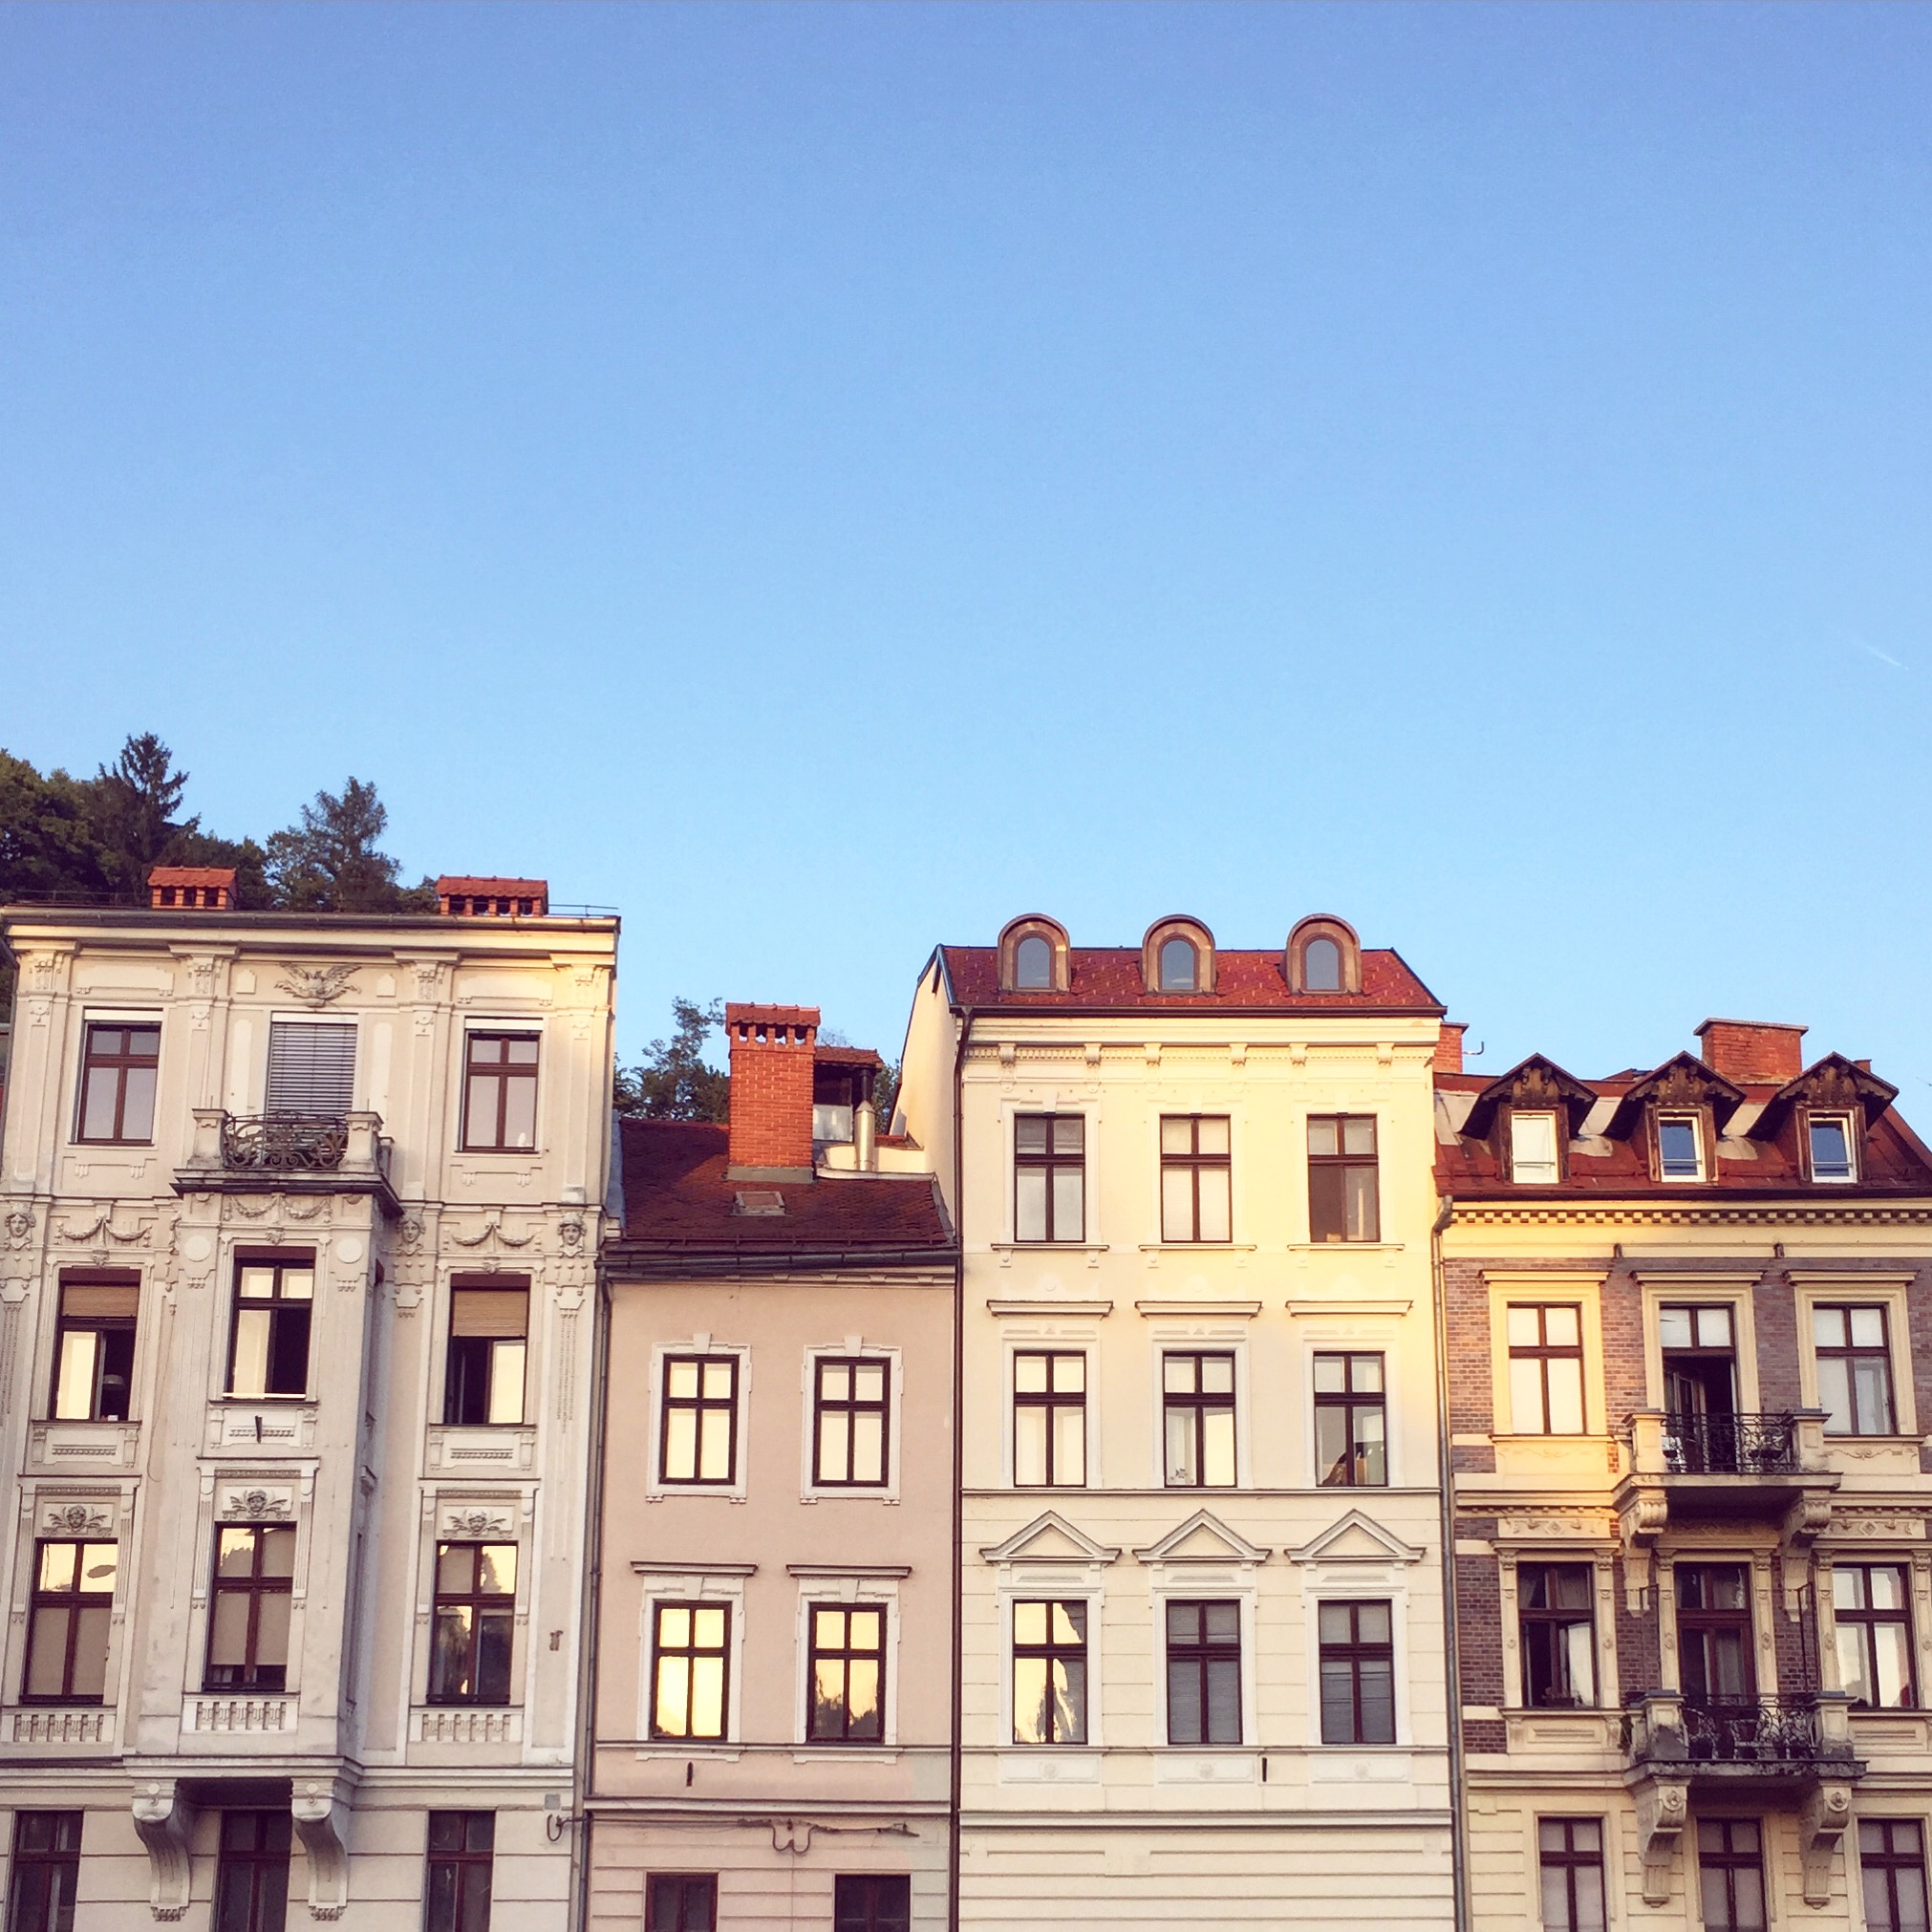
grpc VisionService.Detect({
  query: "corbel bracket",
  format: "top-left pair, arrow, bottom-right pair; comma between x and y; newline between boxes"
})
292,1777 -> 353,1921
131,1781 -> 196,1922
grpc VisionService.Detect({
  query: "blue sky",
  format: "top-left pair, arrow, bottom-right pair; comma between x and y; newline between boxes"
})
4,3 -> 1929,1091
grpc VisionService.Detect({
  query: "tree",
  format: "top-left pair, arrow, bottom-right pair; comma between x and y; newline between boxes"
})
265,778 -> 433,912
873,1057 -> 901,1130
614,998 -> 731,1121
0,751 -> 114,902
91,732 -> 192,891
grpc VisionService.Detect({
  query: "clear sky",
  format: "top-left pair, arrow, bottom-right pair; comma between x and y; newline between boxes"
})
4,3 -> 1929,1092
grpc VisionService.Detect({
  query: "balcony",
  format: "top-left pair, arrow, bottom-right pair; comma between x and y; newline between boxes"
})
175,1108 -> 398,1217
1616,1408 -> 1838,1541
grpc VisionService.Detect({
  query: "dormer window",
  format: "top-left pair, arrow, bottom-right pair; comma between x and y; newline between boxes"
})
1016,935 -> 1053,990
1808,1113 -> 1857,1183
1143,917 -> 1214,996
1509,1111 -> 1559,1184
1657,1113 -> 1705,1182
997,916 -> 1070,994
1159,938 -> 1197,992
1285,914 -> 1362,995
1304,938 -> 1341,991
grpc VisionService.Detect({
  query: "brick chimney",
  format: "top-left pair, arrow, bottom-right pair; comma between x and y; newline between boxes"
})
1695,1019 -> 1807,1084
1433,1022 -> 1467,1075
726,1003 -> 820,1178
147,865 -> 234,910
436,876 -> 548,918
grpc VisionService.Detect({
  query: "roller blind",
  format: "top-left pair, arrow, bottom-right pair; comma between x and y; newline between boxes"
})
266,1021 -> 356,1115
450,1287 -> 529,1339
61,1283 -> 140,1320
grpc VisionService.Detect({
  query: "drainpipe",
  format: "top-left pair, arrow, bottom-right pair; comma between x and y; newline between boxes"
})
570,1255 -> 614,1932
855,1095 -> 878,1172
947,1005 -> 971,1932
1430,1194 -> 1470,1932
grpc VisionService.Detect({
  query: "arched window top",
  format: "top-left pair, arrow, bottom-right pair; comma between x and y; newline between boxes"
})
1142,917 -> 1215,996
998,915 -> 1070,993
1286,914 -> 1361,996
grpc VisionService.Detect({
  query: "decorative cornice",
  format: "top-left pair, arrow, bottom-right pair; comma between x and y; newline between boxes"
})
1449,1199 -> 1932,1228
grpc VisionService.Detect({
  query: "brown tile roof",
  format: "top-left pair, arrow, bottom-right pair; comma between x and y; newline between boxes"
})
612,1119 -> 955,1256
937,945 -> 1442,1013
147,866 -> 235,888
436,876 -> 547,896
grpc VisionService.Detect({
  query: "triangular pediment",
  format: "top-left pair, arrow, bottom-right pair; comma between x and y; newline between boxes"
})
1752,1052 -> 1900,1138
1462,1054 -> 1598,1138
1608,1051 -> 1748,1135
1133,1509 -> 1270,1567
979,1511 -> 1121,1566
1285,1508 -> 1425,1567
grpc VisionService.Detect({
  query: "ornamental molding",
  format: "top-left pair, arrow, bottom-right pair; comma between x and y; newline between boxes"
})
1451,1200 -> 1932,1227
442,1508 -> 513,1537
42,1501 -> 116,1535
218,1486 -> 294,1521
275,962 -> 358,1009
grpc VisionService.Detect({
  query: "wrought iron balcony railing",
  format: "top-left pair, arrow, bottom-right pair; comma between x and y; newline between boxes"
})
220,1114 -> 351,1172
1661,1411 -> 1799,1476
1623,1691 -> 1860,1776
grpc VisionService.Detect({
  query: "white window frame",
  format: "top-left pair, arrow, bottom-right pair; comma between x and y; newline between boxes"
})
800,1342 -> 903,1503
1509,1110 -> 1560,1185
1805,1108 -> 1859,1184
1655,1109 -> 1707,1183
645,1338 -> 751,1501
633,1564 -> 752,1752
788,1567 -> 905,1750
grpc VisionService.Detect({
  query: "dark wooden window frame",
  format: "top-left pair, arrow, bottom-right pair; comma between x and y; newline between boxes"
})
1861,1819 -> 1929,1932
21,1538 -> 117,1705
645,1876 -> 718,1932
424,1811 -> 495,1932
74,1021 -> 160,1145
812,1355 -> 891,1488
428,1541 -> 517,1707
1013,1113 -> 1084,1243
1697,1818 -> 1766,1932
460,1031 -> 541,1152
1162,1349 -> 1237,1490
1318,1599 -> 1396,1745
442,1276 -> 530,1428
1013,1349 -> 1086,1489
658,1354 -> 741,1486
204,1524 -> 295,1692
1814,1302 -> 1897,1436
833,1874 -> 912,1932
1676,1562 -> 1756,1700
1537,1818 -> 1606,1932
1508,1303 -> 1586,1435
1165,1598 -> 1242,1746
225,1254 -> 314,1400
1518,1561 -> 1596,1708
649,1600 -> 731,1741
1011,1598 -> 1087,1745
1159,1114 -> 1232,1243
1313,1350 -> 1386,1488
1307,1112 -> 1380,1242
7,1810 -> 83,1932
212,1811 -> 291,1932
1835,1561 -> 1916,1709
49,1274 -> 139,1423
806,1601 -> 888,1743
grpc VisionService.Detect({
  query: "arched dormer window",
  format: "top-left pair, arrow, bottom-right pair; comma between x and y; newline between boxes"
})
1286,914 -> 1362,996
998,915 -> 1070,994
1142,917 -> 1214,996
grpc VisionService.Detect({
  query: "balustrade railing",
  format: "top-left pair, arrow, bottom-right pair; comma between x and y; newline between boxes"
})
1662,1411 -> 1799,1475
220,1113 -> 351,1171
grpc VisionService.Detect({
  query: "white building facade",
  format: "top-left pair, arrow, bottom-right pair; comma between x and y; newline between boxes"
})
893,914 -> 1458,1931
0,874 -> 614,1929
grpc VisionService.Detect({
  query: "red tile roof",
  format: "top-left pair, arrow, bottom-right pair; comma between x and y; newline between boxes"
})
937,945 -> 1442,1013
147,866 -> 235,888
436,876 -> 547,896
612,1119 -> 955,1256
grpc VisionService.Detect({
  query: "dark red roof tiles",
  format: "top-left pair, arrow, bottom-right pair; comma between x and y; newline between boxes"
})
938,945 -> 1441,1012
614,1118 -> 954,1252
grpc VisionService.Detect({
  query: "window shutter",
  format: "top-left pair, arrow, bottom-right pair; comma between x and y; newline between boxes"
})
450,1288 -> 530,1339
266,1022 -> 357,1115
61,1283 -> 140,1320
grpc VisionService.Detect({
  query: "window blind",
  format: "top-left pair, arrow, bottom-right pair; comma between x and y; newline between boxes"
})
266,1022 -> 356,1115
450,1288 -> 529,1339
61,1283 -> 140,1320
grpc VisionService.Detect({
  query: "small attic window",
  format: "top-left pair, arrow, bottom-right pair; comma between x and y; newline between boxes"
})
1304,937 -> 1342,992
1809,1113 -> 1857,1183
733,1189 -> 785,1217
998,915 -> 1069,994
1159,937 -> 1197,993
1016,934 -> 1053,990
1657,1113 -> 1705,1182
1285,914 -> 1361,996
1510,1111 -> 1559,1184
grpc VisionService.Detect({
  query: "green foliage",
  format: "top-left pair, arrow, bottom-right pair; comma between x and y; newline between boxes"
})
265,776 -> 434,913
873,1057 -> 901,1130
615,998 -> 732,1122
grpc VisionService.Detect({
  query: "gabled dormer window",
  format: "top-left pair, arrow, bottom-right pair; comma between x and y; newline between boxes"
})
1509,1111 -> 1559,1184
1808,1112 -> 1857,1183
1657,1112 -> 1706,1182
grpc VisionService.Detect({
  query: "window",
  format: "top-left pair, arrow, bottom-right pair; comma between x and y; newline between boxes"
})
1014,1351 -> 1085,1488
659,1356 -> 739,1484
462,1033 -> 539,1152
1507,1304 -> 1585,1434
50,1276 -> 137,1421
1676,1563 -> 1753,1700
1014,1114 -> 1084,1242
206,1525 -> 295,1691
443,1280 -> 528,1427
1657,1111 -> 1705,1181
1166,1599 -> 1241,1745
1810,1112 -> 1857,1182
1014,934 -> 1053,989
1319,1599 -> 1395,1744
1519,1564 -> 1596,1707
1814,1304 -> 1896,1435
212,1812 -> 290,1932
227,1256 -> 313,1399
1537,1819 -> 1606,1932
1307,1115 -> 1379,1242
813,1358 -> 890,1487
425,1813 -> 494,1932
834,1876 -> 911,1932
1160,1115 -> 1231,1242
1158,936 -> 1198,992
21,1540 -> 117,1704
1510,1111 -> 1559,1184
265,1020 -> 354,1115
1314,1352 -> 1386,1487
1698,1819 -> 1767,1932
6,1812 -> 81,1932
1304,936 -> 1342,992
646,1878 -> 717,1932
1012,1599 -> 1086,1744
807,1604 -> 886,1742
1835,1563 -> 1915,1708
75,1021 -> 159,1144
651,1602 -> 729,1740
1163,1350 -> 1236,1487
1861,1819 -> 1929,1932
429,1543 -> 516,1705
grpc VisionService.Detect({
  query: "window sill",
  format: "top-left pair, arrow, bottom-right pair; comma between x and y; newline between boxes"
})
212,1393 -> 313,1406
635,1744 -> 741,1761
1285,1242 -> 1406,1254
1138,1243 -> 1258,1254
790,1746 -> 901,1763
991,1242 -> 1110,1253
455,1148 -> 546,1160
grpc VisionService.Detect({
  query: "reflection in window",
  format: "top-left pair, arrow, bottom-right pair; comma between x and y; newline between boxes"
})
1158,937 -> 1197,992
206,1526 -> 295,1691
1657,1112 -> 1704,1181
430,1542 -> 517,1706
1507,1304 -> 1585,1434
1510,1111 -> 1559,1184
23,1540 -> 118,1703
660,1356 -> 739,1483
424,1813 -> 495,1932
814,1358 -> 891,1486
444,1282 -> 528,1426
1835,1564 -> 1916,1708
7,1812 -> 82,1932
808,1604 -> 885,1742
1314,1353 -> 1385,1487
1012,1599 -> 1086,1744
1014,934 -> 1053,990
1810,1112 -> 1857,1182
1814,1304 -> 1895,1435
227,1258 -> 313,1399
1519,1563 -> 1595,1707
1160,1115 -> 1231,1241
652,1602 -> 728,1740
462,1033 -> 539,1151
52,1277 -> 138,1421
1163,1351 -> 1236,1487
75,1023 -> 160,1144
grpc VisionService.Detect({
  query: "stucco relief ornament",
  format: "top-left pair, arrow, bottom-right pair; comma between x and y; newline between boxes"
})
229,1490 -> 290,1518
446,1510 -> 508,1536
558,1219 -> 585,1252
3,1211 -> 31,1248
45,1504 -> 111,1534
276,962 -> 358,1009
399,1214 -> 425,1251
